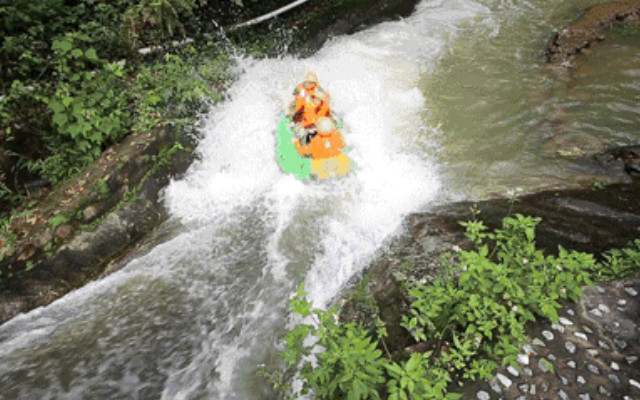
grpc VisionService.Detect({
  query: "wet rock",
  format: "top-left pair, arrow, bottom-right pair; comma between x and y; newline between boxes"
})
532,337 -> 547,347
340,160 -> 640,400
547,1 -> 640,65
598,303 -> 611,313
295,0 -> 420,56
496,373 -> 512,388
574,332 -> 588,341
587,363 -> 600,375
558,389 -> 570,400
522,344 -> 535,355
608,373 -> 621,386
559,317 -> 574,326
605,145 -> 640,177
36,228 -> 54,247
55,225 -> 73,239
489,379 -> 502,393
543,132 -> 606,158
614,339 -> 627,350
559,374 -> 569,385
598,385 -> 612,397
476,390 -> 490,400
552,323 -> 566,333
15,244 -> 36,262
517,353 -> 529,365
82,205 -> 101,222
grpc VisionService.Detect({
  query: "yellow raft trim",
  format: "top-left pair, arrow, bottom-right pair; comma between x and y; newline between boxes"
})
311,153 -> 352,179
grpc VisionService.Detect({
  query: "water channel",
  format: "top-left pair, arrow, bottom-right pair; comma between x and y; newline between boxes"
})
0,0 -> 638,399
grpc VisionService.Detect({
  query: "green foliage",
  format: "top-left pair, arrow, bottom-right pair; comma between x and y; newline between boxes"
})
132,47 -> 229,131
96,179 -> 110,196
1,1 -> 232,204
124,0 -> 205,44
595,239 -> 640,280
277,214 -> 640,399
27,35 -> 132,184
285,284 -> 387,400
282,284 -> 462,400
48,213 -> 70,228
403,214 -> 594,381
385,353 -> 458,400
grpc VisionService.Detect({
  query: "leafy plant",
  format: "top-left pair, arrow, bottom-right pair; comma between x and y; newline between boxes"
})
278,214 -> 640,399
595,239 -> 640,280
132,47 -> 228,132
403,214 -> 594,381
29,34 -> 131,184
96,179 -> 110,196
48,213 -> 70,228
124,0 -> 200,46
284,284 -> 387,400
385,353 -> 458,400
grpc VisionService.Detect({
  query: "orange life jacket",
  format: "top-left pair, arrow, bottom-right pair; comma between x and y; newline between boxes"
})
295,128 -> 345,159
292,82 -> 331,128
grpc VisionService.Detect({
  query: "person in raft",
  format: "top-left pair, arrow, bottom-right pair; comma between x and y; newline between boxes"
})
294,116 -> 345,159
288,72 -> 332,144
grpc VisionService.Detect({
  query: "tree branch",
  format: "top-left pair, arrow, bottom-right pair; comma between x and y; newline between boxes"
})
229,0 -> 313,30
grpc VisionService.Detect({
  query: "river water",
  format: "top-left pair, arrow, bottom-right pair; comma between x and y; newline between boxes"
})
1,0 -> 638,399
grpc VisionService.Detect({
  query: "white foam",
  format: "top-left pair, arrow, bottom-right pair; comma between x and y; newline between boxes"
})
160,2 -> 490,397
0,1 -> 491,399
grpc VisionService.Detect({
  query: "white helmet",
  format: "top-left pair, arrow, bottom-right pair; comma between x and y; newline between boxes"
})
316,117 -> 334,136
304,71 -> 318,83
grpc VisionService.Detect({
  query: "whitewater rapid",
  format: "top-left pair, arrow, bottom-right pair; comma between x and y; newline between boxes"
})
0,1 -> 492,399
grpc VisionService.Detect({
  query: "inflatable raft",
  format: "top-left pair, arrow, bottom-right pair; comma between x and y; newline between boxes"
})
276,115 -> 353,180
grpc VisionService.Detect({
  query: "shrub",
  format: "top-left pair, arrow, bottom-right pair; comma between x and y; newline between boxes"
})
403,215 -> 594,381
277,214 -> 640,399
284,284 -> 387,400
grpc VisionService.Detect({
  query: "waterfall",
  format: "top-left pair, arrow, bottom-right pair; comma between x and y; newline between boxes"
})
0,1 -> 490,399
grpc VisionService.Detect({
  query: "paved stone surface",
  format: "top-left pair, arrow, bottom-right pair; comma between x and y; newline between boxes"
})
456,279 -> 640,399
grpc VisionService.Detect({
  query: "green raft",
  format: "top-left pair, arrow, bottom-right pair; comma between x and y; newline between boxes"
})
276,115 -> 312,179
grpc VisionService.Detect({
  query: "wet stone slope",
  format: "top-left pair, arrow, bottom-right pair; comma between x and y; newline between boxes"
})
465,280 -> 640,400
354,168 -> 640,399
